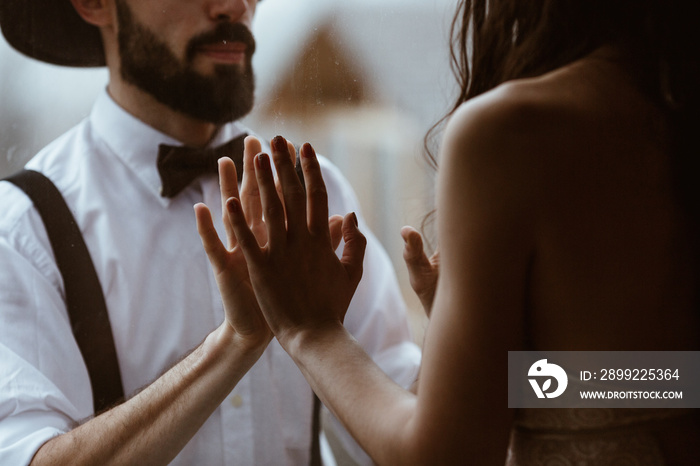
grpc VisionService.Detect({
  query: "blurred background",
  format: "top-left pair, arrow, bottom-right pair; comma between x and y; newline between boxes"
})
0,0 -> 457,353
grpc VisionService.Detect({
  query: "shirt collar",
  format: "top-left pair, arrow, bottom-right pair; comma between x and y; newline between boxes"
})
89,90 -> 249,206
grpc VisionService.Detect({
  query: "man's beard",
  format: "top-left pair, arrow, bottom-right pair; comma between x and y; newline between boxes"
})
115,0 -> 256,124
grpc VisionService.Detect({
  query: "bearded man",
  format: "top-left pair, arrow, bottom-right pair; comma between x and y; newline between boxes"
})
0,1 -> 421,464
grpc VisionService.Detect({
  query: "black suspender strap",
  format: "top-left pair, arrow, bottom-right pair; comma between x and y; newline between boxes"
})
5,169 -> 124,413
296,160 -> 319,466
310,394 -> 322,466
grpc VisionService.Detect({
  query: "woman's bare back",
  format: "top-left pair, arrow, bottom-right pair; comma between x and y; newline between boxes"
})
494,50 -> 700,352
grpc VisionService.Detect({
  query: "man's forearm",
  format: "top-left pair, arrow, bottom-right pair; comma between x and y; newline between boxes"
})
31,323 -> 265,466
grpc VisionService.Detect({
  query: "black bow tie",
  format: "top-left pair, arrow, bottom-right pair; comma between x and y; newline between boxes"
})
157,133 -> 248,198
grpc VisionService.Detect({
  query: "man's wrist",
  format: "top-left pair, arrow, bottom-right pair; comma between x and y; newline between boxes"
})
204,323 -> 269,368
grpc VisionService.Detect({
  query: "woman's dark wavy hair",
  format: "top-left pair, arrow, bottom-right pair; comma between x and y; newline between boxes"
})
424,0 -> 700,233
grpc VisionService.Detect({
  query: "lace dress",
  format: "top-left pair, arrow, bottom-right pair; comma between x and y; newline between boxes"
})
506,408 -> 694,465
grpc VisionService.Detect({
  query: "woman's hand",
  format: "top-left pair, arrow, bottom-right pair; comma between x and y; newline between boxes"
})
194,136 -> 273,351
224,136 -> 367,347
401,226 -> 439,317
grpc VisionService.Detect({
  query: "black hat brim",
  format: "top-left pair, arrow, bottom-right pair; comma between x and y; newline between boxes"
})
0,0 -> 105,67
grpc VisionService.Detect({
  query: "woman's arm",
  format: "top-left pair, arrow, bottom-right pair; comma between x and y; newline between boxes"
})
410,94 -> 535,463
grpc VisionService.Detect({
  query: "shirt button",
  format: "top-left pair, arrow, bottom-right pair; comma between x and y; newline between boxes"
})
230,394 -> 243,408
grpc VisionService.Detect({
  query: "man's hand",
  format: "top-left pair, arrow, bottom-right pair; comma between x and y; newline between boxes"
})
32,139 -> 283,465
194,136 -> 273,349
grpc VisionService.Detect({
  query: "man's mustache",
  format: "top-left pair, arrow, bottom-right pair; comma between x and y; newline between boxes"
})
186,23 -> 257,62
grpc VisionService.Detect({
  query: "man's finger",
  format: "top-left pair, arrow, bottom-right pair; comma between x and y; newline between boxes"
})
194,203 -> 228,272
328,214 -> 344,251
286,140 -> 297,165
241,136 -> 263,225
225,197 -> 264,264
219,157 -> 240,250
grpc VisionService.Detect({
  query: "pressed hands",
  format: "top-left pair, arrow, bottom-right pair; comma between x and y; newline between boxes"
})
196,134 -> 439,350
195,135 -> 367,349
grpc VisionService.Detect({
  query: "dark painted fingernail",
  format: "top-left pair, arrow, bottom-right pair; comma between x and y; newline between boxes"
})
352,212 -> 358,227
256,153 -> 270,170
301,143 -> 315,159
273,135 -> 286,152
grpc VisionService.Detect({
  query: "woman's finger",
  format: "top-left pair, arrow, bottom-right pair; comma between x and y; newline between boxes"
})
401,226 -> 430,269
270,136 -> 306,236
274,140 -> 298,219
254,153 -> 287,246
300,143 -> 330,239
401,225 -> 438,315
276,139 -> 299,210
339,212 -> 367,289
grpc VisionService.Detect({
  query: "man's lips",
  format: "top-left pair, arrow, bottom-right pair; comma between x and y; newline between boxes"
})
197,41 -> 247,63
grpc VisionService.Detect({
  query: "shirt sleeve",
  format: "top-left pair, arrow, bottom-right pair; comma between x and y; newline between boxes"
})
317,157 -> 422,465
0,183 -> 93,465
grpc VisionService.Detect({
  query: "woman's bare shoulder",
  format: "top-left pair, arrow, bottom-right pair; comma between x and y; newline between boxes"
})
445,69 -> 600,157
441,54 -> 663,186
438,76 -> 574,199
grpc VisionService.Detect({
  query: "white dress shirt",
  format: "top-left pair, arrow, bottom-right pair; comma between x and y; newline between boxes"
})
0,91 -> 421,465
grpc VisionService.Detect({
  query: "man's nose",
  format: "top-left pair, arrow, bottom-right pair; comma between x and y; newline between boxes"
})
207,0 -> 251,22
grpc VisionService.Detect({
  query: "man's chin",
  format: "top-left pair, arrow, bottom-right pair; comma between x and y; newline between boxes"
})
182,94 -> 255,125
122,60 -> 255,124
